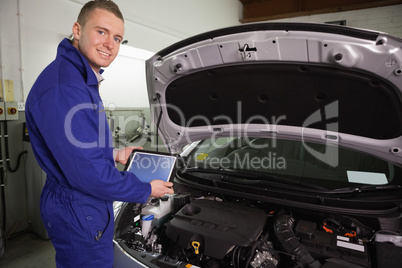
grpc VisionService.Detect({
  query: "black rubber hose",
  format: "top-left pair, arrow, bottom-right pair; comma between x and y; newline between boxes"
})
4,122 -> 27,173
274,214 -> 321,268
6,150 -> 27,173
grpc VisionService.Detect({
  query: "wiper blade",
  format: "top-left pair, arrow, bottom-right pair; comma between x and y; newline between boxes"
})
181,167 -> 225,175
254,173 -> 327,190
182,167 -> 401,195
183,167 -> 326,190
333,184 -> 401,194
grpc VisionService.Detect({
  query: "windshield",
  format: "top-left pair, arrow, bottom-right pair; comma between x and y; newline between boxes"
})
184,137 -> 402,190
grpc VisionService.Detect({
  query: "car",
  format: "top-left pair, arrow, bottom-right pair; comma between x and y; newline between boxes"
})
113,22 -> 402,268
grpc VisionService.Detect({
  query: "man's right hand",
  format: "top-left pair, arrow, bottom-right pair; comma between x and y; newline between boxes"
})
150,180 -> 174,197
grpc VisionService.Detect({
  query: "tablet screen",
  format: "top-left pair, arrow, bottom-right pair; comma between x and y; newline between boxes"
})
126,151 -> 177,183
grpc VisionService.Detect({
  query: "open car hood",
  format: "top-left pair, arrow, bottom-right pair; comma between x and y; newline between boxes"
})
145,22 -> 402,164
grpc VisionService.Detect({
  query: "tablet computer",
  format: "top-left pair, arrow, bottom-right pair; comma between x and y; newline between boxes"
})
125,150 -> 177,183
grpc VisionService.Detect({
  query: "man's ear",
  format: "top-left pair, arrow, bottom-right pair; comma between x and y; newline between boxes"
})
72,22 -> 81,41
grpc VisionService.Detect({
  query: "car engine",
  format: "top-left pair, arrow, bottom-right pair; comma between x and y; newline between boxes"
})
113,188 -> 399,268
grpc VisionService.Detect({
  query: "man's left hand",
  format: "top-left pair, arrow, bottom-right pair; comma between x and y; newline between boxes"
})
115,146 -> 143,165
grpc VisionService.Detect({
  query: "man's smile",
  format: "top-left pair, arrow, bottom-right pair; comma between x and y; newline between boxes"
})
98,50 -> 111,57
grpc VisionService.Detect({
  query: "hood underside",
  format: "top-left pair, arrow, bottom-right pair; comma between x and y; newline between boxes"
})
165,63 -> 401,139
145,23 -> 402,163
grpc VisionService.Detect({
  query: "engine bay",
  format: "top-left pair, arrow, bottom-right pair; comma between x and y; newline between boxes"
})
114,186 -> 402,268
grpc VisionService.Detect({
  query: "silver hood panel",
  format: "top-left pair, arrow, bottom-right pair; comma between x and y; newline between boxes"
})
145,23 -> 402,164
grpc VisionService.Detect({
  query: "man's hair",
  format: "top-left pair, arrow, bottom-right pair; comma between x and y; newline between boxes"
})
77,0 -> 124,27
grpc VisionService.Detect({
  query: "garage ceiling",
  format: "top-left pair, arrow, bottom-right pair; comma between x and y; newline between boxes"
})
240,0 -> 402,23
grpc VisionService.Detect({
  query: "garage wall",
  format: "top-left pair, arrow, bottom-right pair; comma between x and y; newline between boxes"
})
266,4 -> 402,38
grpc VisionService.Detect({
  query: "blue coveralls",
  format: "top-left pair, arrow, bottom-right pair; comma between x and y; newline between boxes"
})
25,38 -> 152,268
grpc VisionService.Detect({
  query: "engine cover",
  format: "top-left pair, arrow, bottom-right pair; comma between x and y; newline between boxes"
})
166,199 -> 267,259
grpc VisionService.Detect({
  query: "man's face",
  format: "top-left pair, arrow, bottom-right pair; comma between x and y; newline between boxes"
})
72,8 -> 124,73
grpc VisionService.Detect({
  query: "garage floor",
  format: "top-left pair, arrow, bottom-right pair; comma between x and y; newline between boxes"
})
0,232 -> 55,268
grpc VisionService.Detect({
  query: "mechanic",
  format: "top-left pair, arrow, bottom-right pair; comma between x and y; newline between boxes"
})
25,0 -> 173,267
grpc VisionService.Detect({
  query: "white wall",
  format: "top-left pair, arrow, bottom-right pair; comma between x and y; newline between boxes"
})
100,45 -> 154,108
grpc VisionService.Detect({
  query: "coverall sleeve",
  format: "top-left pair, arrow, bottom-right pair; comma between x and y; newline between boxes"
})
29,84 -> 152,203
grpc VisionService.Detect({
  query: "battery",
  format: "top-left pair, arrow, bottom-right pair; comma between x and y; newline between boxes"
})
295,221 -> 370,267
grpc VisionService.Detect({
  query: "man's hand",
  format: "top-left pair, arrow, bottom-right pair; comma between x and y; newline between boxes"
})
115,146 -> 143,165
150,180 -> 174,197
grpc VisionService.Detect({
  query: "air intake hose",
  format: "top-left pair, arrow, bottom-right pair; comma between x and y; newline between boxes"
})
274,214 -> 321,268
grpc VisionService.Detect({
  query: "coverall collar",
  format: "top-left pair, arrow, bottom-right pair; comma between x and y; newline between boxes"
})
58,38 -> 101,87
